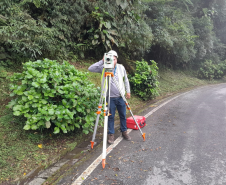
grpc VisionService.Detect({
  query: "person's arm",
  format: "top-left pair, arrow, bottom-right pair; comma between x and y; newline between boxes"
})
123,67 -> 131,98
88,60 -> 104,73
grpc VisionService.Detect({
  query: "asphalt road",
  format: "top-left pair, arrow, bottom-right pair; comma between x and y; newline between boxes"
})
62,84 -> 226,185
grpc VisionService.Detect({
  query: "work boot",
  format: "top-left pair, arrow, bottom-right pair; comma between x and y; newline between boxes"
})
108,134 -> 114,144
122,131 -> 131,141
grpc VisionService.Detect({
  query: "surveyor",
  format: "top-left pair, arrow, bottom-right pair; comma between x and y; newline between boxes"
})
88,50 -> 131,144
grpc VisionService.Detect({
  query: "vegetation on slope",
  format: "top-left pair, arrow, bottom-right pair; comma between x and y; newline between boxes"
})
1,0 -> 226,183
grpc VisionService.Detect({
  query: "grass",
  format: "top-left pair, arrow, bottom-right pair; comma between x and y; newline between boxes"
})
158,68 -> 224,96
0,109 -> 79,183
0,60 -> 225,184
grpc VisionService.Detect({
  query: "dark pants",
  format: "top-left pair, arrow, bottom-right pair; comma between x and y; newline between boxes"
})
108,97 -> 127,134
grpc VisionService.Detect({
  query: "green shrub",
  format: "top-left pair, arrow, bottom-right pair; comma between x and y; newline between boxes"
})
7,59 -> 100,134
198,60 -> 226,80
129,60 -> 159,100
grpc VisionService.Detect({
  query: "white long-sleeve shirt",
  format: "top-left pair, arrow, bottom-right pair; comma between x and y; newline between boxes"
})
88,60 -> 130,97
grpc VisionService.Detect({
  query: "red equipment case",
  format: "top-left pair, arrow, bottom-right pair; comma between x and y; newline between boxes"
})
126,115 -> 146,130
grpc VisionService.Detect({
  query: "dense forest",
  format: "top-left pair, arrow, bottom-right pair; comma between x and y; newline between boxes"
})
1,0 -> 226,79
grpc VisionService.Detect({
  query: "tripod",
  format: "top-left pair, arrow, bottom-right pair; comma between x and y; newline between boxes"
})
90,68 -> 145,169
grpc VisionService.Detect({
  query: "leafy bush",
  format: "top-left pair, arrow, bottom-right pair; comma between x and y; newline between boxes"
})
7,59 -> 100,134
197,60 -> 226,80
129,60 -> 159,100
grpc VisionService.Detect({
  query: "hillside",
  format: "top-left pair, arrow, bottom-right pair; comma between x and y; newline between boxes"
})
1,0 -> 226,183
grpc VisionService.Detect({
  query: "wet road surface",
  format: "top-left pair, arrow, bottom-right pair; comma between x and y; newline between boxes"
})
61,84 -> 226,185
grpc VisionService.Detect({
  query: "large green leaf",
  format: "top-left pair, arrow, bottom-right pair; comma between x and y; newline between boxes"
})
31,125 -> 38,130
22,96 -> 28,101
39,76 -> 47,83
62,99 -> 67,107
60,125 -> 67,133
44,116 -> 51,121
74,123 -> 80,128
13,105 -> 23,111
21,108 -> 29,113
83,129 -> 89,134
57,114 -> 64,119
76,107 -> 83,112
37,120 -> 45,126
67,111 -> 74,119
70,125 -> 75,131
13,111 -> 21,116
26,74 -> 33,79
23,125 -> 30,130
53,127 -> 60,134
63,115 -> 70,120
41,99 -> 48,104
16,91 -> 24,95
71,99 -> 77,107
28,95 -> 34,100
40,109 -> 48,115
48,109 -> 54,115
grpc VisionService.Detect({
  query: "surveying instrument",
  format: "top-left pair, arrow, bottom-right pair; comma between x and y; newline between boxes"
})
90,52 -> 145,169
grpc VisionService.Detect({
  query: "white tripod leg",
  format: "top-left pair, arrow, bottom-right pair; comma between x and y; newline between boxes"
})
102,100 -> 108,168
112,77 -> 145,141
102,74 -> 112,168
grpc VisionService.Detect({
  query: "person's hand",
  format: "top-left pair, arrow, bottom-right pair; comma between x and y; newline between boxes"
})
126,93 -> 131,99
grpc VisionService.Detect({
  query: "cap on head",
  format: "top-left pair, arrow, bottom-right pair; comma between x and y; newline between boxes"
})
108,50 -> 118,58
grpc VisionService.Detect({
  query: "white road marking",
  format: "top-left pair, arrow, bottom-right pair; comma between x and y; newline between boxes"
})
71,132 -> 131,185
72,93 -> 187,185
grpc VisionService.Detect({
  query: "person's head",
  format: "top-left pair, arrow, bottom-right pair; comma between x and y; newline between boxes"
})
108,50 -> 118,67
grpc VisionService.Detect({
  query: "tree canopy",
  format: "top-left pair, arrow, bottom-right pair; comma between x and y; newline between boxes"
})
1,0 -> 226,71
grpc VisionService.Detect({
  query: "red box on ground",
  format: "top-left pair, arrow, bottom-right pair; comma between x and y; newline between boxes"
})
126,115 -> 146,130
